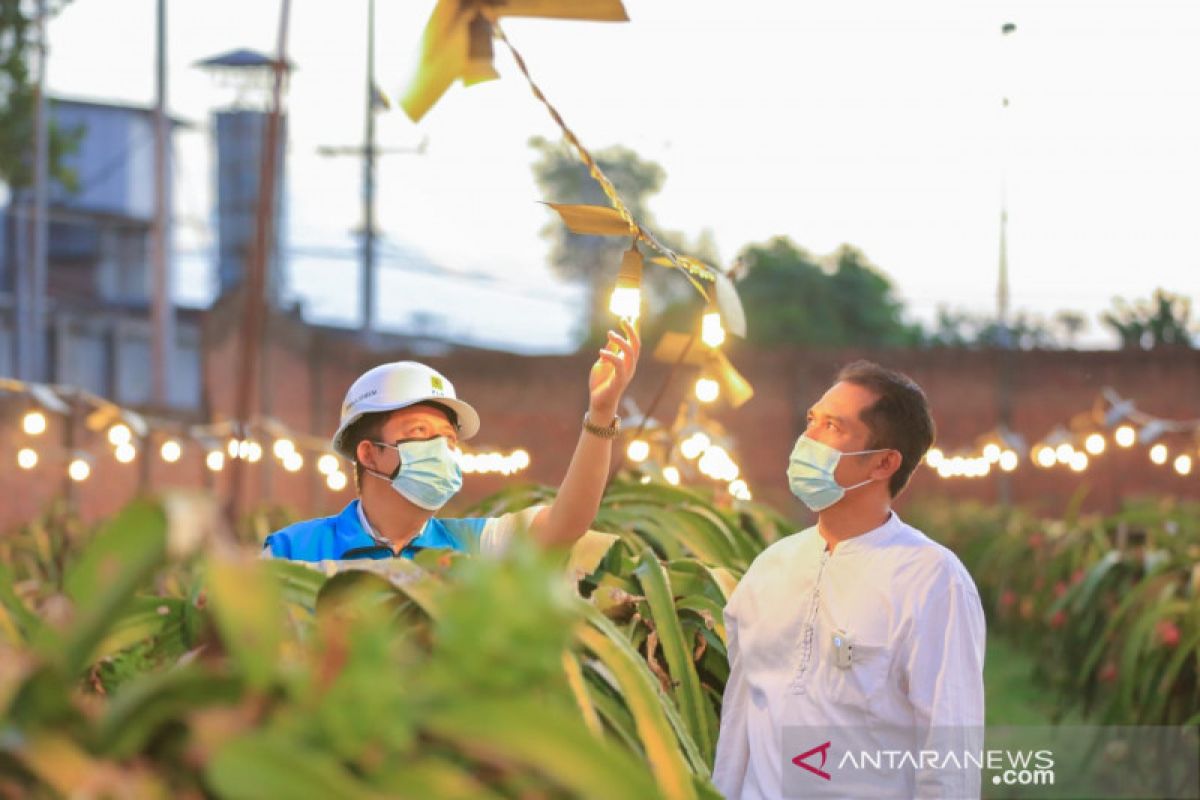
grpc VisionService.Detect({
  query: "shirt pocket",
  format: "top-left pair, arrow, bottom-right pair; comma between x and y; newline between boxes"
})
826,633 -> 894,708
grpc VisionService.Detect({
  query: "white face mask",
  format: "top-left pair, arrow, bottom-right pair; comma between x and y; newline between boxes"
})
364,436 -> 463,510
787,434 -> 891,512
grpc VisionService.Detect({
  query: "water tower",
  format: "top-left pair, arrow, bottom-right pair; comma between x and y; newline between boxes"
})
196,49 -> 291,308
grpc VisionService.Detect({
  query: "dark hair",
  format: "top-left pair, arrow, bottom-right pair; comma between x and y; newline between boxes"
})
345,402 -> 460,491
835,360 -> 935,497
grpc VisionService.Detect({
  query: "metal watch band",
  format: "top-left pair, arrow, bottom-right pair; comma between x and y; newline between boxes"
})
582,412 -> 621,439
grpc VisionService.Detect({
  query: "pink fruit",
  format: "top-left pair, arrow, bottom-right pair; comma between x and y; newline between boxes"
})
1156,620 -> 1181,648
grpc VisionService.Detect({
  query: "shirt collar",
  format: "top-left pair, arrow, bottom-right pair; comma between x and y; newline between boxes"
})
354,498 -> 435,551
822,510 -> 902,556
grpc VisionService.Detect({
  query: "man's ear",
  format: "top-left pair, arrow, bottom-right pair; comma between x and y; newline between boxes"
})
874,450 -> 902,482
356,440 -> 378,473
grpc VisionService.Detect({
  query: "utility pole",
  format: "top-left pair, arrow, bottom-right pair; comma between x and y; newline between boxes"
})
362,0 -> 377,335
317,0 -> 425,340
997,21 -> 1017,506
29,0 -> 49,382
151,0 -> 174,406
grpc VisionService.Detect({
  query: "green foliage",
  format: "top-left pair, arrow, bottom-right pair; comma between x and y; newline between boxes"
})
0,479 -> 788,798
734,236 -> 922,348
1101,289 -> 1196,349
909,498 -> 1200,725
0,0 -> 83,191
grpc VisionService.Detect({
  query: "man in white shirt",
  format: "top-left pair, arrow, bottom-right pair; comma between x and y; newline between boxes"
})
713,360 -> 986,799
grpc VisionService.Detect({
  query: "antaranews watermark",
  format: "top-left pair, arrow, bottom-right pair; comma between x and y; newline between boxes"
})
782,725 -> 1198,799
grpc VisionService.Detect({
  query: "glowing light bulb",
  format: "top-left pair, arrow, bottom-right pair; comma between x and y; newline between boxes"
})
680,433 -> 710,460
701,309 -> 726,348
1035,446 -> 1057,468
1114,425 -> 1136,448
983,443 -> 1001,463
114,442 -> 137,464
327,470 -> 348,491
729,479 -> 751,500
68,459 -> 90,482
160,440 -> 182,463
1084,433 -> 1106,455
662,466 -> 680,485
511,449 -> 530,470
999,450 -> 1019,472
108,423 -> 132,446
695,377 -> 720,403
17,448 -> 38,469
22,411 -> 47,436
925,447 -> 944,468
627,439 -> 650,463
206,451 -> 225,472
1069,451 -> 1088,472
608,245 -> 644,323
243,441 -> 262,463
317,454 -> 340,475
227,438 -> 240,459
272,438 -> 295,459
1149,444 -> 1169,465
282,451 -> 304,472
1055,443 -> 1074,464
1174,454 -> 1193,476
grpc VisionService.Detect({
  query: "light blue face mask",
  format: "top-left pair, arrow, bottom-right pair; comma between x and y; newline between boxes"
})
787,434 -> 891,512
366,436 -> 463,511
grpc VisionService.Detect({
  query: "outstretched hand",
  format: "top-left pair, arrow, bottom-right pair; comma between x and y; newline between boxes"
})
588,320 -> 641,421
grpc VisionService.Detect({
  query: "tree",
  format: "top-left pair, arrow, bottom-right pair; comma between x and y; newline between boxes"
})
0,0 -> 80,192
1101,289 -> 1195,349
732,236 -> 921,348
530,136 -> 674,343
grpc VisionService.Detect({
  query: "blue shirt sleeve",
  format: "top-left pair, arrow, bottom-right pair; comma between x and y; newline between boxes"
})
432,517 -> 489,553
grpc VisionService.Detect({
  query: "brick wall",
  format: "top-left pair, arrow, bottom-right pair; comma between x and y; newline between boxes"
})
2,308 -> 1197,534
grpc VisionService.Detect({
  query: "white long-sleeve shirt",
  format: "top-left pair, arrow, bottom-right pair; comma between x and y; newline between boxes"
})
712,512 -> 986,800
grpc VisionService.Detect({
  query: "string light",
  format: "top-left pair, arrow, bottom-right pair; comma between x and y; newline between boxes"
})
925,447 -> 945,468
68,459 -> 91,482
1114,425 -> 1136,448
729,479 -> 752,501
17,448 -> 38,469
282,451 -> 304,472
114,443 -> 137,464
680,432 -> 710,460
1084,433 -> 1106,455
701,306 -> 726,348
999,450 -> 1019,472
108,423 -> 132,447
1149,444 -> 1169,465
326,470 -> 348,491
1175,455 -> 1193,476
1069,451 -> 1089,472
160,440 -> 182,463
608,244 -> 643,323
626,439 -> 650,463
21,411 -> 47,436
226,438 -> 240,459
695,377 -> 720,404
459,449 -> 533,476
1035,447 -> 1057,468
1054,443 -> 1075,465
662,466 -> 680,485
982,443 -> 1002,463
317,454 -> 340,475
206,451 -> 225,472
510,449 -> 530,470
272,438 -> 296,460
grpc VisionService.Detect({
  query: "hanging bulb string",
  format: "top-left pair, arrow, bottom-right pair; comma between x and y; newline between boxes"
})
491,21 -> 713,302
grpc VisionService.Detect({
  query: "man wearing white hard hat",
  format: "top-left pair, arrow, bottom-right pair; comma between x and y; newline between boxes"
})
263,322 -> 640,561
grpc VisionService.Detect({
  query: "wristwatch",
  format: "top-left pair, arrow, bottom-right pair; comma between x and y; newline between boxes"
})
583,411 -> 621,439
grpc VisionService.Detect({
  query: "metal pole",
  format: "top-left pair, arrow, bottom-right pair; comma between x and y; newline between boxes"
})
151,0 -> 174,406
227,0 -> 291,527
30,0 -> 49,382
997,22 -> 1017,507
361,0 -> 377,335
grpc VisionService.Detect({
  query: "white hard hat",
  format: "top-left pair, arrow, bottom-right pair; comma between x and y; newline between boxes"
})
331,361 -> 480,459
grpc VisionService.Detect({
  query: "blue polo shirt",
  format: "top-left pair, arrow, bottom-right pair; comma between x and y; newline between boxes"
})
263,500 -> 488,561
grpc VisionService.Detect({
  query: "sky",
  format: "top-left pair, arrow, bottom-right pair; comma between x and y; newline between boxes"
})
44,0 -> 1200,352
